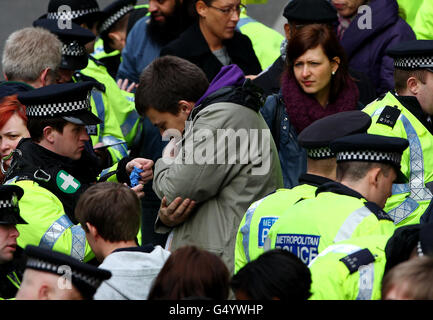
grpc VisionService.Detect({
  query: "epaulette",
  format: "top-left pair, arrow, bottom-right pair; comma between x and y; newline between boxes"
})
364,201 -> 393,221
376,105 -> 401,129
339,248 -> 375,274
73,72 -> 106,93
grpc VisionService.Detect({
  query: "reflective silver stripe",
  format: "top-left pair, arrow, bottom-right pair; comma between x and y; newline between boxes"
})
39,215 -> 73,250
333,206 -> 372,243
70,225 -> 86,261
40,215 -> 87,261
240,197 -> 266,262
371,107 -> 433,224
356,262 -> 375,300
120,110 -> 139,137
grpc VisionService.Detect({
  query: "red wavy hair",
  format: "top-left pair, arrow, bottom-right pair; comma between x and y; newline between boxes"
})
0,95 -> 27,130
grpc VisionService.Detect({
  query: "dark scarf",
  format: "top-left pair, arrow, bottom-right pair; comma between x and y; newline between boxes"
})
281,72 -> 359,134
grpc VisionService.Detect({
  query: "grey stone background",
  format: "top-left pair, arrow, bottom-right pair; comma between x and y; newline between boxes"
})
0,0 -> 288,79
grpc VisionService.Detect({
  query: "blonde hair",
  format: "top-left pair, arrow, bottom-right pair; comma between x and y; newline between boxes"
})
2,27 -> 62,82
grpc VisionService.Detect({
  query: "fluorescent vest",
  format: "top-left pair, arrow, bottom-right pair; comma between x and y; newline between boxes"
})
265,191 -> 395,265
235,183 -> 317,273
308,235 -> 388,300
363,92 -> 433,226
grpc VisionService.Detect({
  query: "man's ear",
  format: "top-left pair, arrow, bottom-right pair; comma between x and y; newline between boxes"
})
38,284 -> 50,300
196,0 -> 207,18
3,73 -> 8,81
86,222 -> 99,239
42,126 -> 56,144
39,68 -> 52,87
178,100 -> 194,116
406,77 -> 420,95
368,166 -> 381,189
283,23 -> 291,41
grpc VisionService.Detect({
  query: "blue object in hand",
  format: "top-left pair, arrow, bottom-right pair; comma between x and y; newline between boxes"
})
130,166 -> 143,187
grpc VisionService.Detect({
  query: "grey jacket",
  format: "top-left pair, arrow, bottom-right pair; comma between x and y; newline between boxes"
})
153,87 -> 283,274
93,245 -> 170,300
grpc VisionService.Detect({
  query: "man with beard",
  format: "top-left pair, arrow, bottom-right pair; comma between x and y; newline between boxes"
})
116,0 -> 193,85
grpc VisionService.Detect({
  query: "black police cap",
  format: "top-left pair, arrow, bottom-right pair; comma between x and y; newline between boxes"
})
0,185 -> 26,225
298,110 -> 372,160
99,0 -> 137,53
33,18 -> 95,71
384,224 -> 421,273
387,40 -> 433,70
17,81 -> 102,126
283,0 -> 338,24
24,245 -> 111,300
384,223 -> 433,273
330,133 -> 409,183
47,0 -> 102,23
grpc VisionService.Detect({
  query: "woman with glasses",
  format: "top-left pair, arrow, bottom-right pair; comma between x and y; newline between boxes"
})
159,0 -> 261,82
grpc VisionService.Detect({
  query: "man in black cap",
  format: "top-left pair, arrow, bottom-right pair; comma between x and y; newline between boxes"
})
95,0 -> 148,79
46,0 -> 139,169
15,245 -> 111,300
265,133 -> 409,265
252,0 -> 376,105
234,110 -> 372,273
33,18 -> 129,169
46,0 -> 103,54
363,40 -> 433,227
4,82 -> 152,264
0,185 -> 27,300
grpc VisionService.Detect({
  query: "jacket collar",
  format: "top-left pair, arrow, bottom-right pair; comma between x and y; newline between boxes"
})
298,174 -> 334,188
316,181 -> 365,200
173,22 -> 252,63
393,91 -> 433,135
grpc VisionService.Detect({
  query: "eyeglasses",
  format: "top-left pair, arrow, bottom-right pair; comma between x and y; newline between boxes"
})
208,3 -> 246,16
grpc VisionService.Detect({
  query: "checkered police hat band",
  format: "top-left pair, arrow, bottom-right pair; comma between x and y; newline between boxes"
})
0,199 -> 14,209
47,8 -> 99,21
336,150 -> 402,165
394,56 -> 433,69
62,41 -> 87,57
307,147 -> 334,159
26,98 -> 91,117
99,5 -> 134,34
27,258 -> 103,289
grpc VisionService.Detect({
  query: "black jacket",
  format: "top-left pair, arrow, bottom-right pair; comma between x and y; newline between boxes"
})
160,22 -> 262,82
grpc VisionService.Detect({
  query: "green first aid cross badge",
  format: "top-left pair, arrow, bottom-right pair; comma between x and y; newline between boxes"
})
56,170 -> 81,194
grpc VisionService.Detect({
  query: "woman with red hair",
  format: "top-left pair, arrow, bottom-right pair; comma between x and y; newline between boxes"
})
0,95 -> 30,180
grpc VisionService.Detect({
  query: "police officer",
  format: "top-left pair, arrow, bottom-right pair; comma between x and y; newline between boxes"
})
4,82 -> 152,263
47,0 -> 138,161
16,245 -> 111,300
265,133 -> 409,265
94,0 -> 148,79
0,185 -> 27,300
33,18 -> 128,169
363,40 -> 433,227
309,222 -> 433,300
234,110 -> 372,273
308,234 -> 389,300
